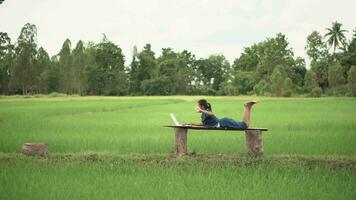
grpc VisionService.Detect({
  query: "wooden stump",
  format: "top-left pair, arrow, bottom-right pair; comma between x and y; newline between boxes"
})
22,143 -> 48,156
245,130 -> 263,156
174,128 -> 187,155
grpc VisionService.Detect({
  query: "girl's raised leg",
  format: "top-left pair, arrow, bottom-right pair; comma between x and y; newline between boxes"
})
242,100 -> 257,127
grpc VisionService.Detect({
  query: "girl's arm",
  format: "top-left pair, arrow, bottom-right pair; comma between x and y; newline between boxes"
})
196,106 -> 214,116
183,122 -> 203,126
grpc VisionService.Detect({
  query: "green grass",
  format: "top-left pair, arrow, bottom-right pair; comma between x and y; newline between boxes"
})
0,96 -> 355,199
0,96 -> 355,155
0,153 -> 355,200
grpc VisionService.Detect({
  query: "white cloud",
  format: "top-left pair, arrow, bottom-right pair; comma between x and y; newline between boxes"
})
0,0 -> 355,66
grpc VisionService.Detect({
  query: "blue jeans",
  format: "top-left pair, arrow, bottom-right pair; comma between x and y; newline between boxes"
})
218,117 -> 248,129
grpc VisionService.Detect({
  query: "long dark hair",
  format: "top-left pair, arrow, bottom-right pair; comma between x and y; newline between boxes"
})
198,99 -> 212,111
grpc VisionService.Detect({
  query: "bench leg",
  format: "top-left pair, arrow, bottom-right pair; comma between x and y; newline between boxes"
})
245,130 -> 263,156
174,128 -> 187,155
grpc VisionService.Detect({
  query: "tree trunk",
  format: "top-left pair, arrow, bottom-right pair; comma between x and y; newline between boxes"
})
245,130 -> 263,156
174,128 -> 187,155
22,143 -> 48,156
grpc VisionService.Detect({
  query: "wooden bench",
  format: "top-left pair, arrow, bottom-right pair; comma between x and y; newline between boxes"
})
164,125 -> 268,156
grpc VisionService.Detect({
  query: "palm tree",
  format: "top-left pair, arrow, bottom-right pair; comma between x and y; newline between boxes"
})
324,21 -> 348,54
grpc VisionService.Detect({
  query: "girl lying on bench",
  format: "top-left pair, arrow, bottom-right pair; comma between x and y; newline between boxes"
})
184,99 -> 257,129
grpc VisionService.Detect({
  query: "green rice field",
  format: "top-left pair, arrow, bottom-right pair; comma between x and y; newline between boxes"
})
0,96 -> 355,199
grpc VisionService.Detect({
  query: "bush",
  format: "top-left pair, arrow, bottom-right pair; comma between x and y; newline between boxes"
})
348,66 -> 356,97
230,70 -> 255,95
304,70 -> 317,92
328,63 -> 346,95
34,94 -> 46,98
48,92 -> 67,97
254,80 -> 271,96
282,78 -> 294,97
310,87 -> 322,97
196,85 -> 217,96
218,81 -> 239,96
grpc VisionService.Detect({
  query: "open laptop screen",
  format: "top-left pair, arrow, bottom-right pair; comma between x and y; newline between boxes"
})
169,113 -> 180,126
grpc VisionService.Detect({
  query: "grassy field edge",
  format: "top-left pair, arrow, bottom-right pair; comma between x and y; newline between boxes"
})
1,152 -> 355,171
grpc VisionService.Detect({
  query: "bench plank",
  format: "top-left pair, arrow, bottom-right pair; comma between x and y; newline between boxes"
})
164,125 -> 268,131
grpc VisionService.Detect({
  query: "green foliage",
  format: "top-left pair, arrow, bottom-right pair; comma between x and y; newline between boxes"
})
86,36 -> 127,95
305,31 -> 333,90
310,87 -> 322,97
140,76 -> 172,95
311,57 -> 333,89
0,32 -> 11,58
10,23 -> 38,94
283,78 -> 294,97
304,70 -> 318,92
258,33 -> 295,75
196,55 -> 230,91
232,45 -> 259,71
0,32 -> 13,94
287,57 -> 306,88
305,31 -> 328,62
218,81 -> 239,96
58,38 -> 72,93
230,70 -> 255,95
271,65 -> 286,96
1,22 -> 356,97
48,92 -> 67,97
253,80 -> 270,96
36,47 -> 51,93
348,66 -> 356,96
128,44 -> 157,95
339,33 -> 356,77
325,21 -> 348,54
328,63 -> 346,95
71,40 -> 86,95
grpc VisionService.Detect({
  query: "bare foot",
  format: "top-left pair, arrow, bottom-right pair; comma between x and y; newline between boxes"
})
244,100 -> 258,108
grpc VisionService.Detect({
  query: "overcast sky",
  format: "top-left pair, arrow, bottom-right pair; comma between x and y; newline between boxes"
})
1,0 -> 355,66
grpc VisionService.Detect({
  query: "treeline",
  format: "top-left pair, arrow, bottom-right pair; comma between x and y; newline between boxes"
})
0,22 -> 356,97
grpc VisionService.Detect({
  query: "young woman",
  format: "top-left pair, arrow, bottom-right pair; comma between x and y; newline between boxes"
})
185,99 -> 257,129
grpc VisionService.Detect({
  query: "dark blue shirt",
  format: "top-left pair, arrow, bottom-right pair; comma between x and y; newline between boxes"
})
201,108 -> 219,127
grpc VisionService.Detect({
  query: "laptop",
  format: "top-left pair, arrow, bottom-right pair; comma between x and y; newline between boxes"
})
169,113 -> 192,127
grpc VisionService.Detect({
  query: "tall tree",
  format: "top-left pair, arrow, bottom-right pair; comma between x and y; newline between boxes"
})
36,47 -> 51,93
232,45 -> 259,71
175,50 -> 196,94
72,40 -> 86,94
271,65 -> 286,96
128,46 -> 140,94
348,66 -> 356,97
287,57 -> 307,88
325,21 -> 348,54
257,33 -> 294,76
46,55 -> 60,93
58,39 -> 72,93
306,30 -> 333,90
0,32 -> 11,58
230,70 -> 255,95
86,35 -> 126,95
10,23 -> 38,94
328,63 -> 346,95
131,44 -> 157,94
305,31 -> 328,63
339,28 -> 356,78
0,32 -> 13,94
196,54 -> 230,92
304,70 -> 318,92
